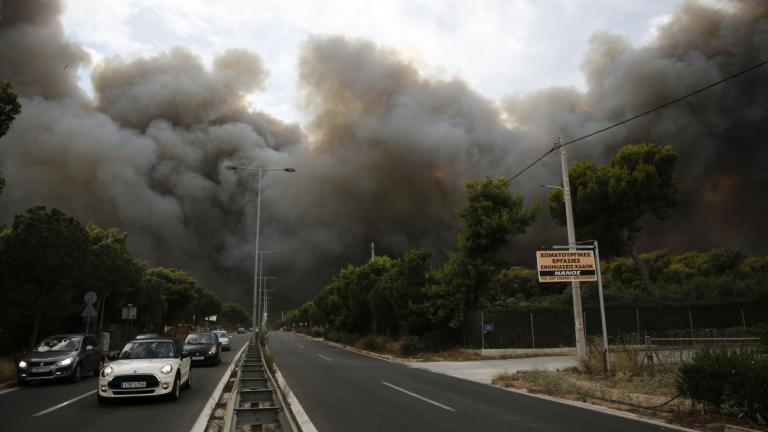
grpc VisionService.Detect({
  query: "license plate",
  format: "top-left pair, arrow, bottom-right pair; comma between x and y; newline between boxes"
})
31,366 -> 51,373
121,381 -> 147,389
192,356 -> 204,360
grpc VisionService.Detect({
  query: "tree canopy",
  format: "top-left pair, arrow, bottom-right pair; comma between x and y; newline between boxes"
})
549,143 -> 678,292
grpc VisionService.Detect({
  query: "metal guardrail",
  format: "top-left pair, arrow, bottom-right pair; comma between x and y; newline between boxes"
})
231,341 -> 298,432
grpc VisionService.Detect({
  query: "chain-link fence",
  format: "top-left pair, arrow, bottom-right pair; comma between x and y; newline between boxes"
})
463,303 -> 768,349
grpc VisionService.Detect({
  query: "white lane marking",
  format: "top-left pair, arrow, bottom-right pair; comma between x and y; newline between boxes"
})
32,390 -> 97,416
317,354 -> 332,361
190,342 -> 249,432
0,387 -> 20,396
297,344 -> 304,349
381,381 -> 456,412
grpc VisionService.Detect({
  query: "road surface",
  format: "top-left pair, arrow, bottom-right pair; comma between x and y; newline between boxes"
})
270,331 -> 680,432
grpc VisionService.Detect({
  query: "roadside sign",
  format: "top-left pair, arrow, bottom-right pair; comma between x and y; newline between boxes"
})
81,304 -> 97,318
121,304 -> 137,320
536,250 -> 597,282
84,291 -> 98,304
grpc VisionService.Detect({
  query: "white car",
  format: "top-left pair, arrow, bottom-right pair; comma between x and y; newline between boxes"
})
98,338 -> 191,404
213,330 -> 231,351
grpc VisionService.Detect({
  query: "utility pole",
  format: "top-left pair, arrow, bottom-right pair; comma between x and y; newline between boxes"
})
558,136 -> 587,361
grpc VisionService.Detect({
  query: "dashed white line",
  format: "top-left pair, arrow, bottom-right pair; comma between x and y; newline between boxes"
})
32,390 -> 97,416
381,381 -> 456,412
0,387 -> 19,397
317,354 -> 332,361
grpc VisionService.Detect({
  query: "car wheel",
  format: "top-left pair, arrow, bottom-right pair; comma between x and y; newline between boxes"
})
183,369 -> 191,389
167,374 -> 181,402
69,364 -> 82,383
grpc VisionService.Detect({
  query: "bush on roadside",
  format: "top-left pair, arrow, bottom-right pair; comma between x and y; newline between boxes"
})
420,330 -> 455,352
398,335 -> 424,357
309,326 -> 325,338
326,330 -> 340,342
676,347 -> 768,421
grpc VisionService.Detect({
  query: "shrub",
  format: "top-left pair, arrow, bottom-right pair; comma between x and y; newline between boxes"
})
362,335 -> 378,351
676,347 -> 768,421
398,335 -> 424,357
420,330 -> 455,352
309,326 -> 325,338
326,330 -> 340,342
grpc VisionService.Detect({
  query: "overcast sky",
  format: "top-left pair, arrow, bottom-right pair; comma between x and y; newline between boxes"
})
60,0 -> 706,124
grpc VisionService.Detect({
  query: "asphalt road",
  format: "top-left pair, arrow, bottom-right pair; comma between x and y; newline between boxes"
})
0,333 -> 249,432
269,331 -> 679,432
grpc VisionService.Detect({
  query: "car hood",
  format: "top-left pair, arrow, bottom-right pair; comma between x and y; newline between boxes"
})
107,358 -> 177,375
183,344 -> 215,354
25,351 -> 78,362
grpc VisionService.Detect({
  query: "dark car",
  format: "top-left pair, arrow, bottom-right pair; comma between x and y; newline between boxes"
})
183,332 -> 220,366
17,334 -> 102,385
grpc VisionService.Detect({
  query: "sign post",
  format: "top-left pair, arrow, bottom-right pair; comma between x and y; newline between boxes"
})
537,243 -> 610,374
82,291 -> 98,334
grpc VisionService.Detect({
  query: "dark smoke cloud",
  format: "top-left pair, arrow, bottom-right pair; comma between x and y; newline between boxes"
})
1,0 -> 767,312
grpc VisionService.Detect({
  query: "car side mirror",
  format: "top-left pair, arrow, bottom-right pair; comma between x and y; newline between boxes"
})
181,352 -> 190,359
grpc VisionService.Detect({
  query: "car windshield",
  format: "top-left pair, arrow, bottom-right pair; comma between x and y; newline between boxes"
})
185,334 -> 214,345
214,331 -> 228,338
34,336 -> 81,352
118,341 -> 176,359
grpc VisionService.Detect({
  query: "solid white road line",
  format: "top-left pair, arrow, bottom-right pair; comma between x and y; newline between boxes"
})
381,381 -> 456,412
190,342 -> 249,432
317,354 -> 332,361
32,390 -> 97,416
0,387 -> 20,397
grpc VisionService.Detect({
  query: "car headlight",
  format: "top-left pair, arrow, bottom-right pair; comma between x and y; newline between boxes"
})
18,360 -> 27,369
57,357 -> 74,367
160,364 -> 173,375
101,365 -> 113,377
208,346 -> 217,355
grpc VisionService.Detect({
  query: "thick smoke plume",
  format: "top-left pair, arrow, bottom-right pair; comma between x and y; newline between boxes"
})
1,0 -> 766,310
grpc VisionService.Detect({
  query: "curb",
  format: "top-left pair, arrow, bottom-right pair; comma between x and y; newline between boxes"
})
272,363 -> 317,432
190,342 -> 248,432
0,380 -> 16,391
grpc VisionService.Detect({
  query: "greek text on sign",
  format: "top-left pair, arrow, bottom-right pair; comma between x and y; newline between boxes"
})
536,250 -> 597,282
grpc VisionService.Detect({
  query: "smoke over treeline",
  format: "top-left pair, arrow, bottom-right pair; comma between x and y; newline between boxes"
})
0,0 -> 766,310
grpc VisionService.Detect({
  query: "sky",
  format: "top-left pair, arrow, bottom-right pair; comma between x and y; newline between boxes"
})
60,0 -> 691,124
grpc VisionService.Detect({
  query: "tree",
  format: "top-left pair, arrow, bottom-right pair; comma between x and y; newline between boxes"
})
549,143 -> 677,293
0,81 -> 21,198
194,287 -> 223,323
221,303 -> 249,327
429,176 -> 538,327
0,207 -> 91,349
84,224 -> 143,331
144,267 -> 199,326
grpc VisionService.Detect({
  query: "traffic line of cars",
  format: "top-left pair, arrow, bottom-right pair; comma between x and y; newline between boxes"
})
15,330 -> 237,405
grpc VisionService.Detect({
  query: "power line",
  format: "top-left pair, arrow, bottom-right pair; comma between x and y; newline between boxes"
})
382,57 -> 768,249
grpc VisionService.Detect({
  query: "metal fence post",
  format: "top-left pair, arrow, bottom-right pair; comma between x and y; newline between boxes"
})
741,308 -> 747,329
481,311 -> 485,350
688,310 -> 694,338
636,308 -> 640,338
530,312 -> 535,349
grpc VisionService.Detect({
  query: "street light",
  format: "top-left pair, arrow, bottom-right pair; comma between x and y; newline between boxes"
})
227,164 -> 295,342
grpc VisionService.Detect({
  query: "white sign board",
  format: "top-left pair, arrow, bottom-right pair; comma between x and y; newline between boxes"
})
536,250 -> 597,282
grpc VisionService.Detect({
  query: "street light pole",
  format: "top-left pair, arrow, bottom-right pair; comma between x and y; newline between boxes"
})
226,165 -> 295,343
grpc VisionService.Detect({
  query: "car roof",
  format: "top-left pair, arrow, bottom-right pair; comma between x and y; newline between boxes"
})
187,332 -> 215,335
46,334 -> 90,338
129,337 -> 177,342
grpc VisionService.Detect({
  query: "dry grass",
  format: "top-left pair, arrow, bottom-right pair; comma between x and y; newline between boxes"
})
0,357 -> 16,383
492,369 -> 767,431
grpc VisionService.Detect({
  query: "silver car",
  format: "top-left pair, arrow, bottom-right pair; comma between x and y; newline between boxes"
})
213,330 -> 231,351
